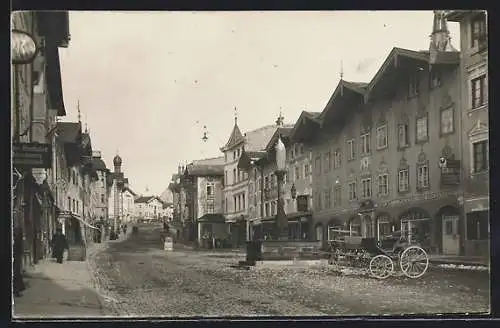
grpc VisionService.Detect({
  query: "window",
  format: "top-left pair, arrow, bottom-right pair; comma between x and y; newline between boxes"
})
300,144 -> 304,155
271,201 -> 276,215
416,115 -> 428,142
473,140 -> 489,173
334,149 -> 341,169
101,194 -> 105,203
408,74 -> 419,97
440,107 -> 454,135
360,133 -> 370,155
270,174 -> 275,189
233,151 -> 236,160
398,169 -> 409,192
348,181 -> 357,201
347,139 -> 355,160
466,211 -> 488,240
378,174 -> 389,196
315,156 -> 321,175
471,75 -> 487,108
294,144 -> 299,157
361,178 -> 372,198
242,194 -> 246,210
333,185 -> 341,207
225,198 -> 228,212
224,171 -> 228,185
471,13 -> 487,49
233,196 -> 237,212
237,148 -> 240,158
324,189 -> 331,209
206,184 -> 214,198
324,153 -> 330,173
376,125 -> 388,149
224,153 -> 227,162
264,176 -> 269,190
295,166 -> 301,181
72,199 -> 76,213
417,164 -> 429,190
304,164 -> 310,176
398,123 -> 409,148
233,169 -> 236,184
317,192 -> 322,210
68,197 -> 71,211
430,69 -> 442,88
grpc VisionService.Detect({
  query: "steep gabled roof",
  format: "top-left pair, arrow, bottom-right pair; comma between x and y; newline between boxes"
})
186,156 -> 225,177
91,157 -> 107,171
56,122 -> 81,143
134,195 -> 162,204
364,47 -> 459,101
264,126 -> 294,151
244,124 -> 280,152
319,79 -> 367,123
220,123 -> 245,151
289,111 -> 322,142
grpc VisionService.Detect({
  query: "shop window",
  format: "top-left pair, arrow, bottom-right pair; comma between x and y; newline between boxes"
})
467,211 -> 489,240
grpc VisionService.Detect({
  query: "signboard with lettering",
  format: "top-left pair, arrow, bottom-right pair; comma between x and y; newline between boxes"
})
13,143 -> 52,168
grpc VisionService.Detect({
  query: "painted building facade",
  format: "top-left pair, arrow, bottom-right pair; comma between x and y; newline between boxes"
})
292,13 -> 464,255
134,196 -> 164,221
446,10 -> 489,257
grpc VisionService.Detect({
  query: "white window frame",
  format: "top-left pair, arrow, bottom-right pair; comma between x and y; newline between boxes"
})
440,106 -> 454,135
376,125 -> 388,149
361,178 -> 372,199
416,115 -> 428,142
378,174 -> 389,196
398,169 -> 409,192
360,133 -> 370,155
347,139 -> 355,160
334,149 -> 341,169
348,181 -> 357,201
417,164 -> 429,189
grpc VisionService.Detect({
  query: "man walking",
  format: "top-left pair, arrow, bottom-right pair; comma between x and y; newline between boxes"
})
51,227 -> 69,264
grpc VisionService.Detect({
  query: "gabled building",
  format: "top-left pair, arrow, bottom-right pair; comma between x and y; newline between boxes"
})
294,12 -> 463,255
220,118 -> 280,246
445,10 -> 489,257
179,156 -> 225,245
122,184 -> 137,223
134,195 -> 164,221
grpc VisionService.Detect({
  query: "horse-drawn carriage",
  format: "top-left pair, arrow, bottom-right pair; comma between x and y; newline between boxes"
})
327,227 -> 429,279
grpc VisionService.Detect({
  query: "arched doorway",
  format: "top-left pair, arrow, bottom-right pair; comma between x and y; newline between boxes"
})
399,208 -> 431,247
347,216 -> 361,236
437,205 -> 461,256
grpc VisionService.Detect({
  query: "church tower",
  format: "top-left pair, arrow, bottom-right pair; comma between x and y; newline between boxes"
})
429,10 -> 457,64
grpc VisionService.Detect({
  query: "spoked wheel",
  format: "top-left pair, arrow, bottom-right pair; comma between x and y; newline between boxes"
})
399,246 -> 429,279
369,255 -> 394,279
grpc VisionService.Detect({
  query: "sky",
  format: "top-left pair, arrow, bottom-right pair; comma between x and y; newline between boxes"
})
58,11 -> 460,196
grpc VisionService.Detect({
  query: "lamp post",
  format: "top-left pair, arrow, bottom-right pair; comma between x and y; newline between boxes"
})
275,136 -> 288,240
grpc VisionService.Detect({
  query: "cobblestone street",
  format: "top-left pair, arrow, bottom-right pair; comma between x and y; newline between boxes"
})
89,224 -> 490,317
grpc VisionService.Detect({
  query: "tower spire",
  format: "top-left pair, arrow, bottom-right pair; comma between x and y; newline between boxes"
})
276,107 -> 284,127
429,10 -> 456,53
77,99 -> 81,124
234,106 -> 238,125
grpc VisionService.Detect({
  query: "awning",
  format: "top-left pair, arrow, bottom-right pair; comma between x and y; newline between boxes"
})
58,211 -> 100,230
198,214 -> 226,224
465,196 -> 489,213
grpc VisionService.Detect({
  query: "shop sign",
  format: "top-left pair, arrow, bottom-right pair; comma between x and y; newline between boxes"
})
11,29 -> 39,64
13,142 -> 52,168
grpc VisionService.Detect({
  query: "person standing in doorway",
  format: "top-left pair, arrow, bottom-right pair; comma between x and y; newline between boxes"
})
51,227 -> 68,264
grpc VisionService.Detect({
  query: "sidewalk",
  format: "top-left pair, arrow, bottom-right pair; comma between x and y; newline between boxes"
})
13,243 -> 106,319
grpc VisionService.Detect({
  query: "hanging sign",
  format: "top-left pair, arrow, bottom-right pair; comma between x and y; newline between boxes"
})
11,29 -> 39,64
13,142 -> 52,168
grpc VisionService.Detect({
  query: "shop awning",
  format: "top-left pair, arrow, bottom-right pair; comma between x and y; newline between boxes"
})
58,211 -> 100,230
198,213 -> 226,224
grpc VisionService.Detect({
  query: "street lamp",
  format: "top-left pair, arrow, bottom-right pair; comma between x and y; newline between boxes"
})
11,29 -> 39,65
275,135 -> 288,240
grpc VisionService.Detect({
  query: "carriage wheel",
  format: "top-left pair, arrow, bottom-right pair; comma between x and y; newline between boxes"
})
369,255 -> 394,279
399,246 -> 429,279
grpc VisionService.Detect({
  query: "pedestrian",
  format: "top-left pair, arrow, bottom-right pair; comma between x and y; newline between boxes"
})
122,224 -> 127,236
51,227 -> 69,264
13,226 -> 25,297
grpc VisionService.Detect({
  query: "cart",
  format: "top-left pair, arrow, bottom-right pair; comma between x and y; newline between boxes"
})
327,227 -> 429,279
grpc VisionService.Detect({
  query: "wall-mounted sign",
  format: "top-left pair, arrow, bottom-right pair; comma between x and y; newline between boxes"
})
13,142 -> 52,168
11,29 -> 39,65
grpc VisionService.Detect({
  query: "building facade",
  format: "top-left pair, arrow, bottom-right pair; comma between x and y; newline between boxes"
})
134,196 -> 164,221
122,187 -> 137,223
12,11 -> 70,269
293,13 -> 464,255
220,119 -> 278,246
446,10 -> 489,257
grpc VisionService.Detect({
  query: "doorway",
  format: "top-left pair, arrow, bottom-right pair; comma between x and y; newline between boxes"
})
442,215 -> 460,255
315,224 -> 324,243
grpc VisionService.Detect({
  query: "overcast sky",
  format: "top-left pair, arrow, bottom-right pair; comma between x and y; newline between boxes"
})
58,11 -> 460,196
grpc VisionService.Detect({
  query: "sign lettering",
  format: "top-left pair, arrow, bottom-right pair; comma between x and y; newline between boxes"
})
13,143 -> 52,168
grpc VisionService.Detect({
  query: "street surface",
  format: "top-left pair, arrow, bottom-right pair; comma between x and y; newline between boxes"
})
90,224 -> 490,317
